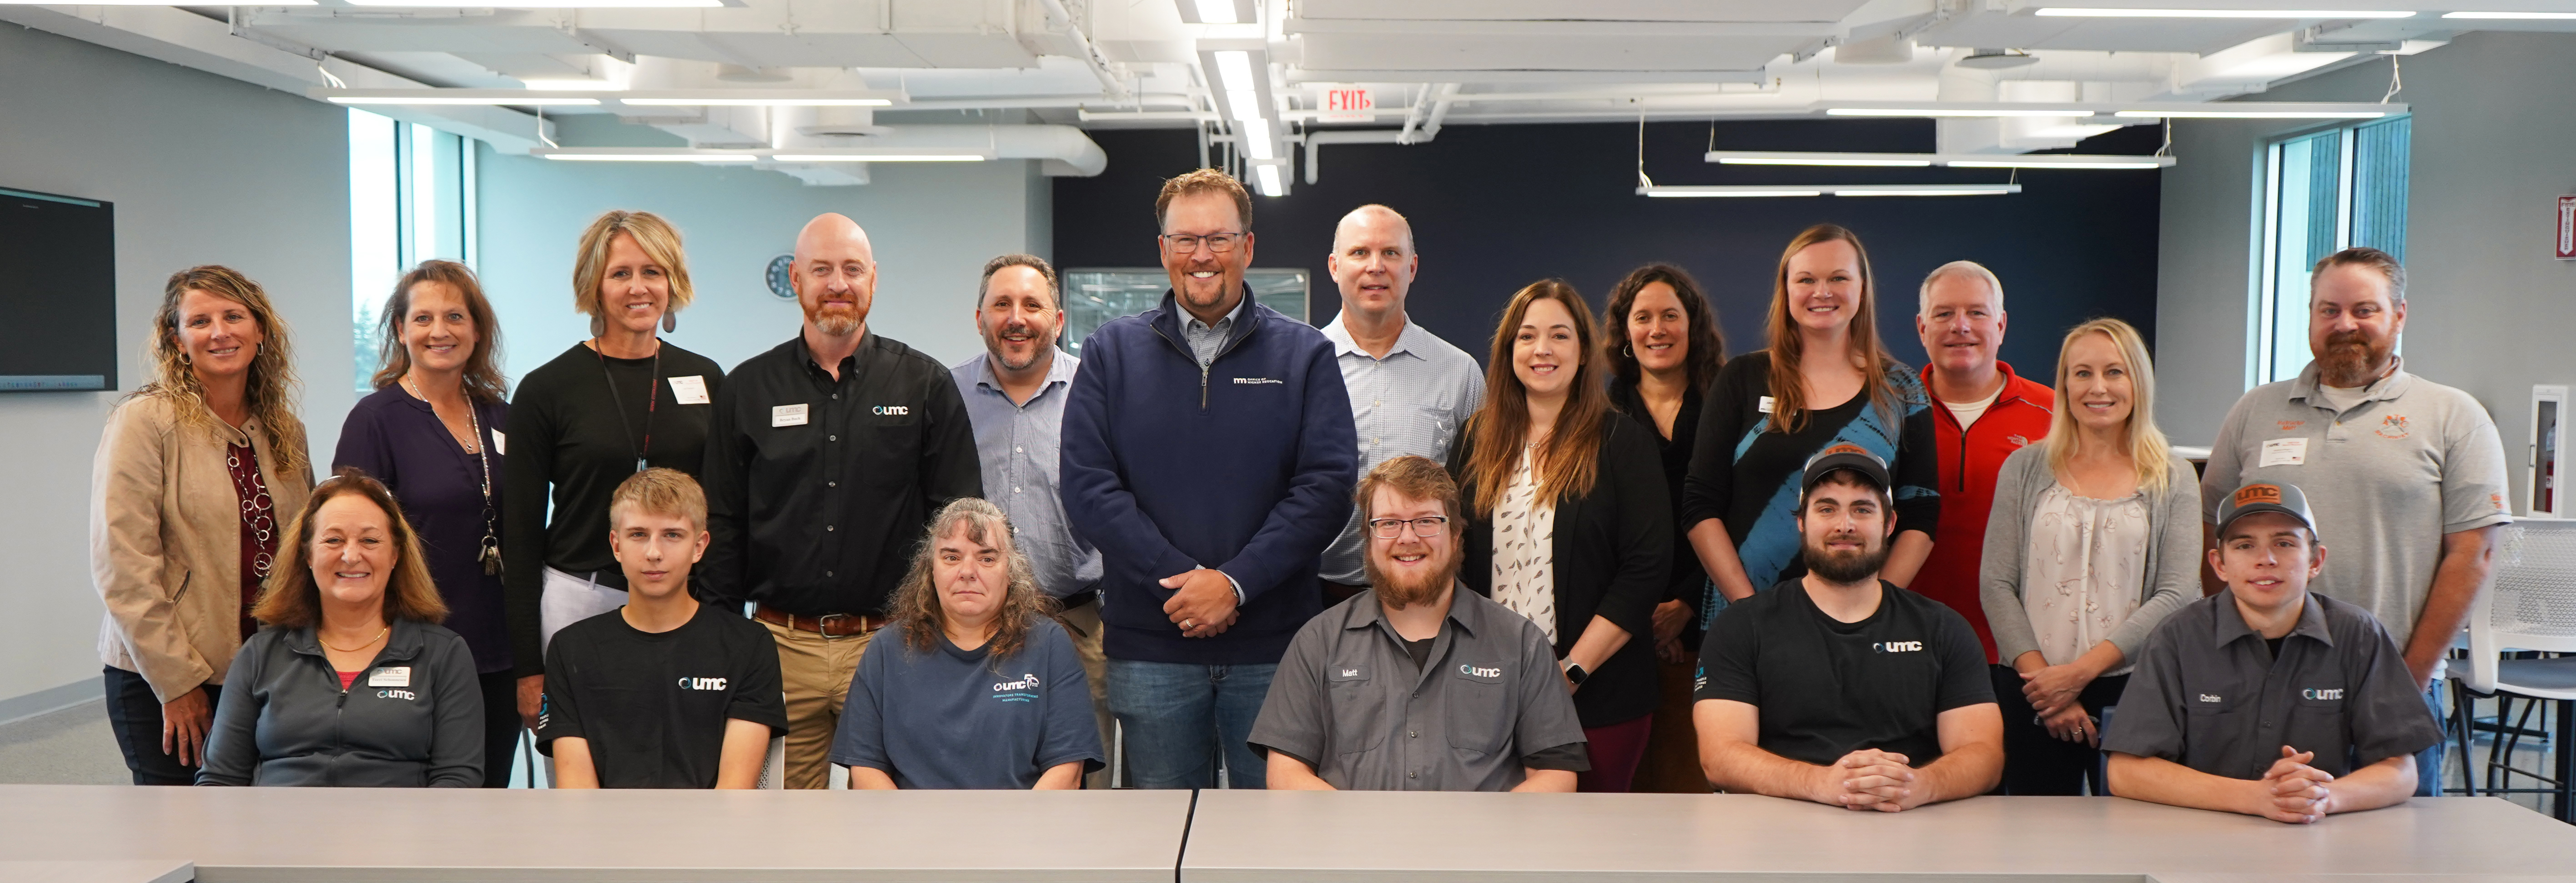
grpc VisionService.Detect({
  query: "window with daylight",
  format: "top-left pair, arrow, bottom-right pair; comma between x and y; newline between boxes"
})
2251,116 -> 2408,388
349,109 -> 477,392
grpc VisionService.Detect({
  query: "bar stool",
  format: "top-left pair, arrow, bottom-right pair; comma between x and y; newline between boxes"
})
2460,519 -> 2576,820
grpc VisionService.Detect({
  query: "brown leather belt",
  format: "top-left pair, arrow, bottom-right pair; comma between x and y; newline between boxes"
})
753,603 -> 886,637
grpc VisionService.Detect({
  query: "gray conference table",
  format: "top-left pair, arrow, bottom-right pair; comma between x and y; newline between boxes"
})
1182,791 -> 2576,883
0,784 -> 1191,882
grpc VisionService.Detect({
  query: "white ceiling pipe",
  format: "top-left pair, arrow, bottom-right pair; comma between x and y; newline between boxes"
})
1303,128 -> 1408,184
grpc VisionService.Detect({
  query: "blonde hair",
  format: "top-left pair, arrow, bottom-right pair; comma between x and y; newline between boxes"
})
2045,318 -> 2173,496
571,210 -> 694,320
253,469 -> 448,628
609,468 -> 707,532
141,266 -> 308,476
886,498 -> 1057,667
1762,224 -> 1905,434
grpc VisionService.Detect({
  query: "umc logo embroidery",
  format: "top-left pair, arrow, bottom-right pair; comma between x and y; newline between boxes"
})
991,672 -> 1043,701
2302,688 -> 2346,701
677,677 -> 729,691
2375,414 -> 2410,439
1457,663 -> 1503,681
1233,377 -> 1283,385
1871,641 -> 1923,654
872,405 -> 911,416
2234,484 -> 2284,508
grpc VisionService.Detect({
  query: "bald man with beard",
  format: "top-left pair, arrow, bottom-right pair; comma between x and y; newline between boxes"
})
699,212 -> 984,789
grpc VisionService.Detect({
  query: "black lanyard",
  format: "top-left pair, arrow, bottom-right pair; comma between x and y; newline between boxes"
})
595,342 -> 660,474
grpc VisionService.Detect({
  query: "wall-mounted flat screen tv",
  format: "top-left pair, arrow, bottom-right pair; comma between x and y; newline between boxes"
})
0,186 -> 117,392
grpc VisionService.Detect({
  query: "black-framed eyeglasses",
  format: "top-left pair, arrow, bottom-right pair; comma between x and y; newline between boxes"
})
1161,232 -> 1245,254
1368,516 -> 1449,539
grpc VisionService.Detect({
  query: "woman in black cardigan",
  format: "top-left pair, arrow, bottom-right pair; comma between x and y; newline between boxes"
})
1450,279 -> 1674,792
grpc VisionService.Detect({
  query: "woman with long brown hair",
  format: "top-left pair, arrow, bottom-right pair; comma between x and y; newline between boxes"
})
1600,262 -> 1726,793
1680,224 -> 1940,620
91,265 -> 314,785
198,469 -> 484,787
831,497 -> 1103,789
1450,279 -> 1673,792
334,259 -> 518,787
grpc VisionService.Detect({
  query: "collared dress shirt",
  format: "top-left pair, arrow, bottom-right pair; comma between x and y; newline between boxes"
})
951,350 -> 1102,600
1316,314 -> 1484,585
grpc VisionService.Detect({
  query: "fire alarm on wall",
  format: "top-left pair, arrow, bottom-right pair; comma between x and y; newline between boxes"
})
2558,196 -> 2576,261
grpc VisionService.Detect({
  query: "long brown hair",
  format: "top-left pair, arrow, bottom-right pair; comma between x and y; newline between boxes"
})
1601,262 -> 1726,391
370,260 -> 509,403
1762,224 -> 1903,434
252,468 -> 448,629
1462,280 -> 1613,519
887,498 -> 1057,668
141,266 -> 308,475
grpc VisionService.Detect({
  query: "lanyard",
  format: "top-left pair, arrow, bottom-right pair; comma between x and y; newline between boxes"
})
406,374 -> 502,575
595,341 -> 660,474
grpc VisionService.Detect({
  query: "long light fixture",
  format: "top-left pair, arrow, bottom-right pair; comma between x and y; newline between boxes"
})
2032,7 -> 2415,17
1194,0 -> 1239,24
2442,10 -> 2576,17
770,154 -> 988,162
322,90 -> 601,106
1709,151 -> 2171,170
622,93 -> 897,107
1638,184 -> 2021,198
532,149 -> 988,162
1826,106 -> 2090,118
1818,101 -> 2396,119
0,0 -> 312,3
2114,108 -> 2385,118
538,151 -> 755,162
347,0 -> 721,5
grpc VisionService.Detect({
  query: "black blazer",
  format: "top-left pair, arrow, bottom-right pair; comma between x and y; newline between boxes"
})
1451,415 -> 1674,727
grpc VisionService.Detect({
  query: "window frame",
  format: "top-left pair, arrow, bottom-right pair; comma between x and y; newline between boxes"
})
2249,114 -> 2410,390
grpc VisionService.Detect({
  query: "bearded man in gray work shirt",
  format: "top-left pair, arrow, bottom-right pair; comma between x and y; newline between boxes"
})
1314,205 -> 1485,606
2199,247 -> 2510,797
1251,455 -> 1586,792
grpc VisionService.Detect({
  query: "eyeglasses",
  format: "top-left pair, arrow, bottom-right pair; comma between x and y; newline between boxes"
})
1368,516 -> 1449,539
1161,232 -> 1245,254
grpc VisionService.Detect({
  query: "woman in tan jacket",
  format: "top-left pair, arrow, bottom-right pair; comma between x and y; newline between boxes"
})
92,265 -> 313,785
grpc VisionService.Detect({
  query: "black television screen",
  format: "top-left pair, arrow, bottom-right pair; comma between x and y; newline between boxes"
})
0,186 -> 117,392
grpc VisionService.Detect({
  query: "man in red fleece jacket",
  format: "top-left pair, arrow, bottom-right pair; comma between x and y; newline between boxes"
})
1909,261 -> 2054,664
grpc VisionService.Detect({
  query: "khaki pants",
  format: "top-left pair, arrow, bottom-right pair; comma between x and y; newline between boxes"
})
1057,597 -> 1113,789
765,619 -> 875,790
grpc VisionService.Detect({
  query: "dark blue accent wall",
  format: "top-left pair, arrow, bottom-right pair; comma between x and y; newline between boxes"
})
1051,120 -> 2161,384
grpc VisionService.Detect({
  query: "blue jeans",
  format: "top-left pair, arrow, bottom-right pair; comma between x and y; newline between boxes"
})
2416,683 -> 2447,797
1106,660 -> 1275,789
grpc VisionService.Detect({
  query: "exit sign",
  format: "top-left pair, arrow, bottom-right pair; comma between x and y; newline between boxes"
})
1319,87 -> 1375,122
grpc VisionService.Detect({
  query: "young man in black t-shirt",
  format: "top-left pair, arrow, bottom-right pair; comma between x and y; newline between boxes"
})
538,469 -> 786,788
1694,444 -> 2002,811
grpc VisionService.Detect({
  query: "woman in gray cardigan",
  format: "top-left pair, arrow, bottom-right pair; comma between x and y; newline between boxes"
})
1978,318 -> 2195,796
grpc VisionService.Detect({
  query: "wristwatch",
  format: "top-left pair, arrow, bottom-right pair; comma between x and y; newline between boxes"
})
1562,660 -> 1590,686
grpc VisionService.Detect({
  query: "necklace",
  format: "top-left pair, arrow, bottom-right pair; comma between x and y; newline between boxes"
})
320,626 -> 389,653
594,338 -> 662,474
406,373 -> 503,576
402,373 -> 480,454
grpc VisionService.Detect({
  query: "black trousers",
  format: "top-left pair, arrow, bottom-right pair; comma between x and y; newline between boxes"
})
103,665 -> 220,786
477,670 -> 522,788
1993,664 -> 2130,796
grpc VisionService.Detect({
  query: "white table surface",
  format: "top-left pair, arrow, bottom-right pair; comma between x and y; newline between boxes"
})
0,860 -> 192,883
1180,791 -> 2576,883
0,785 -> 1191,882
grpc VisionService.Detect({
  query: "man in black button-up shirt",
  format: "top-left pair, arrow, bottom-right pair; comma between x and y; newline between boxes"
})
699,213 -> 982,789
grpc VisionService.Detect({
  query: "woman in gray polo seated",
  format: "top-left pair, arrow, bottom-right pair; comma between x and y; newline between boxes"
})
832,498 -> 1103,789
198,469 -> 486,787
1977,318 -> 2197,795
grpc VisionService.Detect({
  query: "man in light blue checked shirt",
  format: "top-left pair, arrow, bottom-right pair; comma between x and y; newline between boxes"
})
1316,205 -> 1485,604
951,253 -> 1112,786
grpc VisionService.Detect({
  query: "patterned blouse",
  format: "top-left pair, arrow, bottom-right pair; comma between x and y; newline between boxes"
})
1490,444 -> 1560,642
2019,483 -> 2150,674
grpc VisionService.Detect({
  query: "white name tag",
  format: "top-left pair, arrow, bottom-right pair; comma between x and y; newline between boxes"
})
367,666 -> 411,688
772,404 -> 810,428
490,430 -> 506,456
1758,395 -> 1775,414
668,375 -> 710,405
2260,437 -> 2309,468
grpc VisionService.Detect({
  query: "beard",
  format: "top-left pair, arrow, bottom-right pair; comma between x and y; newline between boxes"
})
1802,531 -> 1890,585
1364,545 -> 1460,609
2314,329 -> 2392,387
805,297 -> 863,337
986,320 -> 1057,371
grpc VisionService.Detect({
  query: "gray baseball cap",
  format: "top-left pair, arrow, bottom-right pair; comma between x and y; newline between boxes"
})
2217,481 -> 2318,537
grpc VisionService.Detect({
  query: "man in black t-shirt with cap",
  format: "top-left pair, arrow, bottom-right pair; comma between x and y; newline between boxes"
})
2103,481 -> 2440,823
1694,444 -> 2002,811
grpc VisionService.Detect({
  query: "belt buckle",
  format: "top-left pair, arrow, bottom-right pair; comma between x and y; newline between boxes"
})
815,612 -> 855,639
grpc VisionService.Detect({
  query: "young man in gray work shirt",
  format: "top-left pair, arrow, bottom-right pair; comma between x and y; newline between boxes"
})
2199,247 -> 2509,796
1251,455 -> 1586,791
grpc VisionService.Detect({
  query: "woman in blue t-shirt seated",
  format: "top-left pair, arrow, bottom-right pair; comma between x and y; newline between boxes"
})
832,498 -> 1105,789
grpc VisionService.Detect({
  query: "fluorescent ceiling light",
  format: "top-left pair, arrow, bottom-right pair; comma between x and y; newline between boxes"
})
1716,154 -> 1933,167
1833,187 -> 2018,197
1639,184 -> 2023,197
1709,151 -> 2170,169
2033,8 -> 2415,17
1947,159 -> 2165,169
0,0 -> 313,3
1238,118 -> 1276,160
771,154 -> 986,162
347,0 -> 719,5
623,97 -> 893,107
1227,89 -> 1265,121
1254,164 -> 1284,197
2115,109 -> 2385,118
1194,0 -> 1240,24
1214,50 -> 1257,92
329,96 -> 601,106
1826,107 -> 2091,118
2442,10 -> 2576,17
540,153 -> 755,162
1639,187 -> 1828,198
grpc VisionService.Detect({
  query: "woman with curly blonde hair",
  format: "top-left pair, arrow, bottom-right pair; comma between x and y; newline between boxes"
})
831,498 -> 1104,789
91,265 -> 314,785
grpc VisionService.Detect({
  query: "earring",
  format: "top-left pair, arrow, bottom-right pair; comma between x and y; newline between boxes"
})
661,311 -> 677,333
1622,344 -> 1634,358
178,351 -> 191,366
589,313 -> 606,338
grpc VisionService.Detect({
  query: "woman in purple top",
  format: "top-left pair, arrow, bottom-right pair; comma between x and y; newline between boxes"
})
334,259 -> 517,787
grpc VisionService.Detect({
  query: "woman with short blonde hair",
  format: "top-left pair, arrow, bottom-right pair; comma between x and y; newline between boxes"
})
1978,318 -> 2197,795
500,210 -> 727,742
92,265 -> 315,785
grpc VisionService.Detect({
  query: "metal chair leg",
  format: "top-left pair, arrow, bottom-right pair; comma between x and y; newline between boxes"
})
2451,677 -> 2478,797
2557,699 -> 2575,822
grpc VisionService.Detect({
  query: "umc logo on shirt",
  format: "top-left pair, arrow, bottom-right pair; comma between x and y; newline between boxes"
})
677,677 -> 729,691
872,405 -> 911,416
1456,663 -> 1503,682
1233,377 -> 1283,385
991,673 -> 1042,701
1871,641 -> 1923,654
2302,687 -> 2346,701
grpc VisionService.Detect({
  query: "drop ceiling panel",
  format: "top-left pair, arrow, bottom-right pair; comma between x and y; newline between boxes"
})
1914,13 -> 2290,53
1298,34 -> 1801,71
1293,0 -> 1869,23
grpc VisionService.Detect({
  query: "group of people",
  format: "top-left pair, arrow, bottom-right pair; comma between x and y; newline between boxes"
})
90,166 -> 2511,824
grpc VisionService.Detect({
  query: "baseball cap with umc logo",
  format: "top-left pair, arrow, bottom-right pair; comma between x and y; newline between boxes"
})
2219,481 -> 2317,536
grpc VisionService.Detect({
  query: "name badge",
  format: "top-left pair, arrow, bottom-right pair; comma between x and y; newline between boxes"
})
367,667 -> 411,688
772,404 -> 810,428
490,430 -> 506,456
1758,395 -> 1775,414
2260,437 -> 2309,468
668,375 -> 710,405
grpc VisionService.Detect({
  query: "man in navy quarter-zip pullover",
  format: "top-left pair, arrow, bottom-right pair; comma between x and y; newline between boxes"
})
1061,168 -> 1358,790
